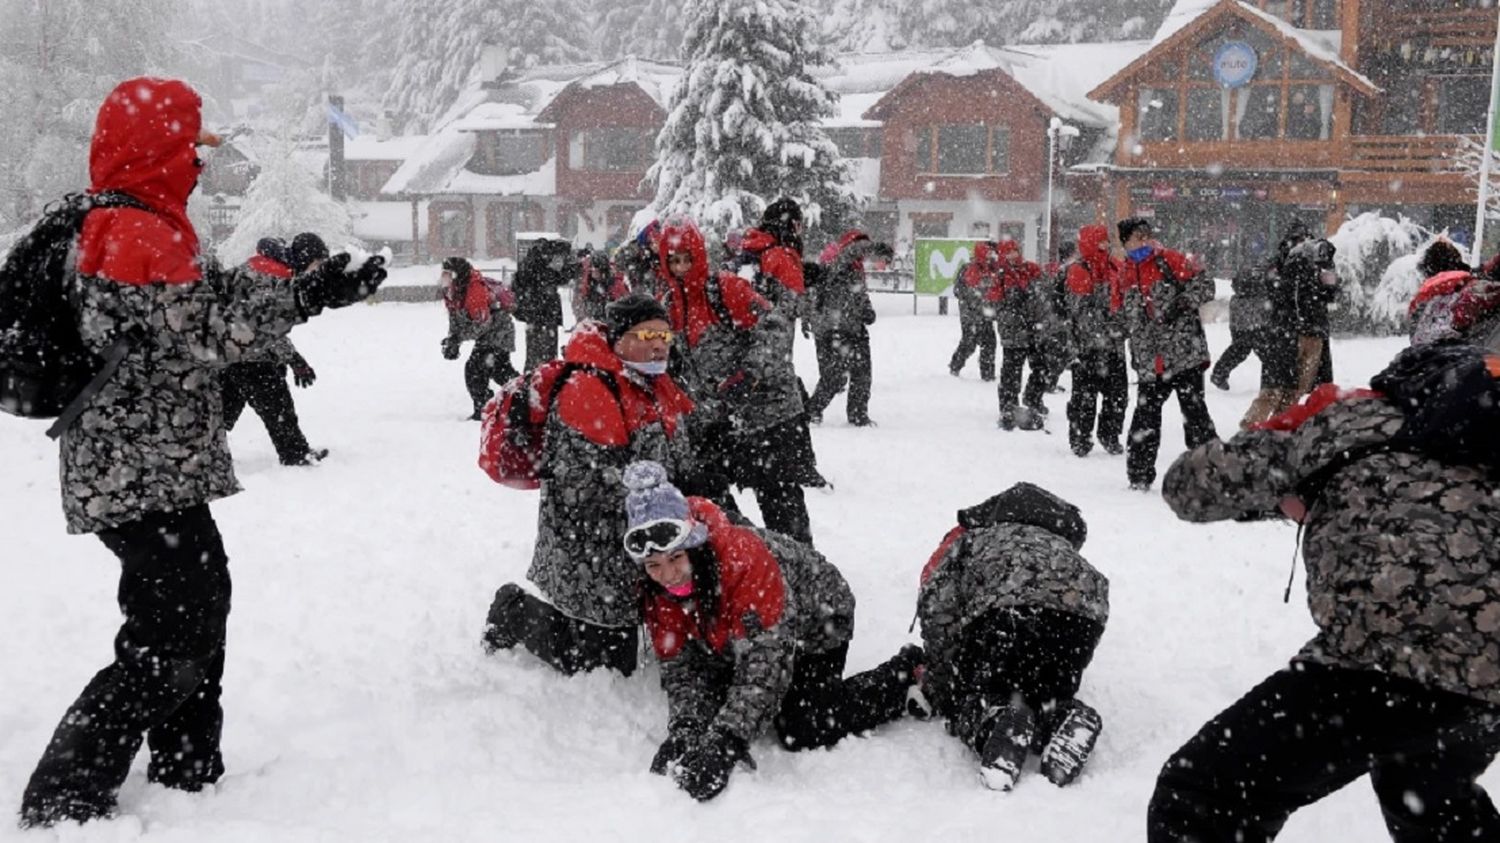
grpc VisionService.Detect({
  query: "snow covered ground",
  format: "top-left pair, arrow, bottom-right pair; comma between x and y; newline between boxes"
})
1,296 -> 1487,842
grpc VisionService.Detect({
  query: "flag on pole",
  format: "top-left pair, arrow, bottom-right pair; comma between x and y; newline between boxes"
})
326,102 -> 360,139
1470,8 -> 1500,262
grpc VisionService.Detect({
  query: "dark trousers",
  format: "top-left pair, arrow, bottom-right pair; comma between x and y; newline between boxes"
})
1148,662 -> 1500,843
1067,347 -> 1129,452
494,586 -> 638,676
950,311 -> 996,380
221,361 -> 309,464
946,607 -> 1103,752
1127,369 -> 1219,486
773,643 -> 913,751
998,344 -> 1048,410
750,482 -> 811,546
524,323 -> 559,370
22,506 -> 231,825
807,331 -> 872,423
464,345 -> 518,413
1211,327 -> 1263,384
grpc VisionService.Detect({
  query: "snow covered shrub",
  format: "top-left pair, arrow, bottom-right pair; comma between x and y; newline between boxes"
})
1327,212 -> 1428,335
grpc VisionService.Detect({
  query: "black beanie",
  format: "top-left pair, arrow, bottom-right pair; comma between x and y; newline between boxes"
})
604,292 -> 669,344
442,256 -> 473,279
256,237 -> 289,265
288,232 -> 330,273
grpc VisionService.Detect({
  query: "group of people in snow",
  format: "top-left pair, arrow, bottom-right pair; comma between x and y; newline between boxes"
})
952,217 -> 1218,490
9,75 -> 1500,843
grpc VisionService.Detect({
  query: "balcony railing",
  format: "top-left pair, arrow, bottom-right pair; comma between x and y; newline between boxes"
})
1385,8 -> 1497,48
1347,134 -> 1475,173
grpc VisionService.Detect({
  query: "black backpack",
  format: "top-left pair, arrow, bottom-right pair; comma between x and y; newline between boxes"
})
1370,342 -> 1500,471
0,191 -> 146,431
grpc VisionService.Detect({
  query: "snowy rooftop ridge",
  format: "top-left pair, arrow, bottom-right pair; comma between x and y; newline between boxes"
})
1234,3 -> 1374,91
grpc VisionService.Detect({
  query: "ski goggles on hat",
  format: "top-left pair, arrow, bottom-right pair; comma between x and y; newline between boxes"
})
624,518 -> 692,559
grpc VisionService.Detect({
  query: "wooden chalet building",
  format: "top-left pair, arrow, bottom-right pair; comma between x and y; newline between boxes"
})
385,46 -> 1142,264
1086,0 -> 1499,276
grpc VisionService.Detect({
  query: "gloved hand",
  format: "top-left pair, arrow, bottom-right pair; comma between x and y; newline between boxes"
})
290,355 -> 317,388
295,254 -> 387,316
649,722 -> 702,775
672,727 -> 747,801
440,337 -> 461,360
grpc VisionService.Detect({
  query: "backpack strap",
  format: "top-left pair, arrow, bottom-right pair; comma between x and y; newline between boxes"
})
704,273 -> 736,327
40,192 -> 152,439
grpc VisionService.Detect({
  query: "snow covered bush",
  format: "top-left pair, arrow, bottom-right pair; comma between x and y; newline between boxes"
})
1328,212 -> 1428,335
218,132 -> 358,266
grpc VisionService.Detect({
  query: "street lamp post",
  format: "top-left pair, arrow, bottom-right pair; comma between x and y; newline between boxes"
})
1044,117 -> 1081,264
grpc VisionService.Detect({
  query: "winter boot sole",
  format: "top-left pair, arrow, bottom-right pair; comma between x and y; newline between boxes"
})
1040,702 -> 1102,787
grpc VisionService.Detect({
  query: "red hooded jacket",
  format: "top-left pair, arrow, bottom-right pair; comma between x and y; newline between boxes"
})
644,497 -> 786,660
962,242 -> 1000,291
1066,224 -> 1121,298
656,220 -> 767,347
1117,244 -> 1202,313
553,323 -> 695,447
445,268 -> 511,322
982,239 -> 1041,303
740,227 -> 806,295
77,77 -> 206,286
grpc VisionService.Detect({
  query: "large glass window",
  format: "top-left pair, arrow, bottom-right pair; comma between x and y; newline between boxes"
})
439,208 -> 469,250
573,128 -> 651,172
1139,88 -> 1179,141
473,131 -> 548,176
1438,75 -> 1490,135
826,127 -> 881,158
1236,86 -> 1282,140
1286,84 -> 1334,140
1186,89 -> 1228,141
921,125 -> 1007,174
936,125 -> 988,174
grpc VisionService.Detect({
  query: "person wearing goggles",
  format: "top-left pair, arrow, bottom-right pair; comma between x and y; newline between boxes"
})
622,460 -> 923,802
481,294 -> 698,677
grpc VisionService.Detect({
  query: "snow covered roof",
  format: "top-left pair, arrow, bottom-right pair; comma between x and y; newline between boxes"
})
350,200 -> 427,242
446,156 -> 556,197
1091,0 -> 1377,103
826,92 -> 886,128
552,56 -> 682,110
451,102 -> 552,132
343,135 -> 428,162
1004,41 -> 1152,128
382,125 -> 477,196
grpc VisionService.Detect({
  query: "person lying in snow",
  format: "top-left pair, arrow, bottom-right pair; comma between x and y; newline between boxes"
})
623,460 -> 922,801
915,482 -> 1108,791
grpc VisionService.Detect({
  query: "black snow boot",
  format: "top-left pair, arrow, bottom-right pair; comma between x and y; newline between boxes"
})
1039,699 -> 1102,787
979,699 -> 1037,792
481,583 -> 527,653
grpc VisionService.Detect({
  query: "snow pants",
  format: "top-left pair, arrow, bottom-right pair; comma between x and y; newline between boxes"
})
464,343 -> 518,415
807,330 -> 872,424
1148,662 -> 1500,843
1210,326 -> 1263,385
222,361 -> 311,465
998,344 -> 1049,412
1126,369 -> 1219,487
485,584 -> 638,676
949,307 -> 996,380
21,505 -> 230,827
523,323 -> 559,370
1067,347 -> 1129,454
944,606 -> 1104,754
773,643 -> 915,751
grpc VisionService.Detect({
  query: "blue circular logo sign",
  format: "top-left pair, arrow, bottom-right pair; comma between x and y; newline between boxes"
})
1213,41 -> 1259,88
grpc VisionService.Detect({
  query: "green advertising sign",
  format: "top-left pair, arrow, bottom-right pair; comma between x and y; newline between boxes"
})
914,238 -> 980,296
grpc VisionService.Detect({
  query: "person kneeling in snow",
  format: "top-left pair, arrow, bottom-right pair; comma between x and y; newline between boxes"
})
624,460 -> 922,801
916,482 -> 1108,791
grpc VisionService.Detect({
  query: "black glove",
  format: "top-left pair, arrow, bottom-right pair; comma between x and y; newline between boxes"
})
672,728 -> 746,801
296,254 -> 387,316
650,723 -> 703,775
441,337 -> 461,360
290,355 -> 316,388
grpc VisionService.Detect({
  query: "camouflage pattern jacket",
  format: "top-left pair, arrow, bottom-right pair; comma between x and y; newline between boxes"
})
1064,225 -> 1126,354
528,327 -> 697,627
916,488 -> 1108,714
1119,247 -> 1213,381
1163,396 -> 1500,706
657,223 -> 803,436
807,260 -> 875,338
62,265 -> 306,534
60,77 -> 309,534
647,498 -> 855,744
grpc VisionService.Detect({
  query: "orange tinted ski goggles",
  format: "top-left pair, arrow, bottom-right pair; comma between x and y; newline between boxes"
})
627,329 -> 675,343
